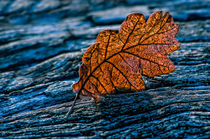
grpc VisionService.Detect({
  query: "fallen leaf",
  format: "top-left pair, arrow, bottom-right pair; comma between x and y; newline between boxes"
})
67,11 -> 180,116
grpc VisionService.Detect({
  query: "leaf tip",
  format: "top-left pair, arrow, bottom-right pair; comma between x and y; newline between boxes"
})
96,29 -> 118,43
126,12 -> 145,22
169,63 -> 175,72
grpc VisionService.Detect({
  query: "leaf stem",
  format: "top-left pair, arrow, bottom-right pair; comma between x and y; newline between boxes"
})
66,91 -> 80,118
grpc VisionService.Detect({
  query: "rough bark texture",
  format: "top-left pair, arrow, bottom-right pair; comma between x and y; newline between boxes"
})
0,0 -> 209,138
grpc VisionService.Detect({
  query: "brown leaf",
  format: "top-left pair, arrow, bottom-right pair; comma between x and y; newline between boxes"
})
73,11 -> 180,102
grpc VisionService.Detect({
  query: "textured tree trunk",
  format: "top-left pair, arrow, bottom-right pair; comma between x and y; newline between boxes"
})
0,0 -> 209,138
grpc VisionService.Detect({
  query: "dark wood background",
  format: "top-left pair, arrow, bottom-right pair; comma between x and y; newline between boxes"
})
0,0 -> 209,138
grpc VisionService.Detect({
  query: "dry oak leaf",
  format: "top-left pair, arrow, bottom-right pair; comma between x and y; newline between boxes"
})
73,11 -> 180,102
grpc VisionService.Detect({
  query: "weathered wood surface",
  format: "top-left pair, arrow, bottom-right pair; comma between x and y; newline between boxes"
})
0,0 -> 209,138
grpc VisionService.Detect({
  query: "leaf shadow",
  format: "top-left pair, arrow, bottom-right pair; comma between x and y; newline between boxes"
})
94,91 -> 156,119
